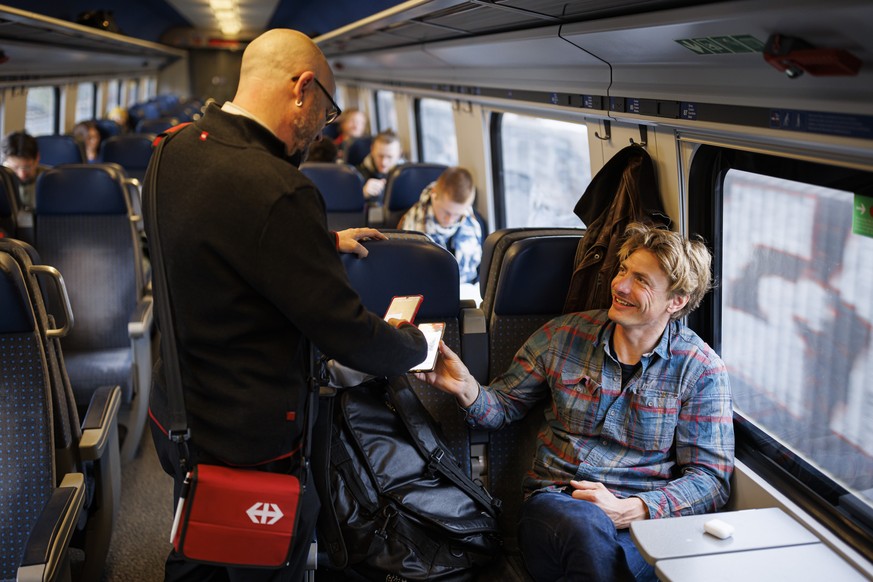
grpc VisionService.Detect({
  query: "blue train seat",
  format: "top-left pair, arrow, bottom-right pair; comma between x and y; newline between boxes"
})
339,233 -> 477,471
135,117 -> 179,134
343,135 -> 373,167
0,249 -> 86,582
0,238 -> 122,581
0,166 -> 20,238
477,229 -> 583,551
99,134 -> 156,182
36,135 -> 86,166
381,162 -> 447,228
300,162 -> 366,230
34,164 -> 153,462
95,119 -> 124,138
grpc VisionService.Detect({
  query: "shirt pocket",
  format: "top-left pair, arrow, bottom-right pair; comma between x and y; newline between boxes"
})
624,386 -> 681,452
553,367 -> 601,435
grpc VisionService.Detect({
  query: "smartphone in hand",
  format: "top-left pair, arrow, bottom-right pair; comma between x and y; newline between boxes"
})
384,295 -> 423,324
410,322 -> 446,373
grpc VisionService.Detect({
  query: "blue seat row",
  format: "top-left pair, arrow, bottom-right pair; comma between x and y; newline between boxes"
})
1,238 -> 122,581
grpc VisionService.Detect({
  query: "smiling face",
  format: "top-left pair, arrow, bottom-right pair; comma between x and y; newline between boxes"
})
608,248 -> 687,335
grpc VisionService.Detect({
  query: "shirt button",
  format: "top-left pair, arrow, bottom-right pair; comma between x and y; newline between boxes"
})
647,401 -> 654,406
601,439 -> 608,445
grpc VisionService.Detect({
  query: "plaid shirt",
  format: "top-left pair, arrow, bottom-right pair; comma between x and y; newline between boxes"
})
466,309 -> 734,519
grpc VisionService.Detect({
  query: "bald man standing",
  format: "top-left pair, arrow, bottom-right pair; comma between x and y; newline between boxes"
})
144,29 -> 427,581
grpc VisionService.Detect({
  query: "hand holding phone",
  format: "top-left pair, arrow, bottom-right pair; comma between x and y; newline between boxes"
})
410,322 -> 446,373
384,295 -> 423,324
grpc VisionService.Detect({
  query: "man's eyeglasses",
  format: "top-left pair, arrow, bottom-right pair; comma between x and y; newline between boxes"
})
292,76 -> 341,124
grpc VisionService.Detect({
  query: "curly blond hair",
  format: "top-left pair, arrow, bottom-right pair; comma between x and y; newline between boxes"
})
618,222 -> 712,319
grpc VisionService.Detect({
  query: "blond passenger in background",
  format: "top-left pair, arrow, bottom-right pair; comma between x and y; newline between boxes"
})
398,166 -> 483,286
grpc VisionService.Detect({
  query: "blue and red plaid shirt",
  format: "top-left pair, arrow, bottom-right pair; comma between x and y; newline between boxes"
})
466,309 -> 734,519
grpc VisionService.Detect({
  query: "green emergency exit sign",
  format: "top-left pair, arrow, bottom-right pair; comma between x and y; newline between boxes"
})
853,195 -> 873,238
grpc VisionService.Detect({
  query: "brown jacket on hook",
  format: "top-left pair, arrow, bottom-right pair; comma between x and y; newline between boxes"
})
563,144 -> 670,314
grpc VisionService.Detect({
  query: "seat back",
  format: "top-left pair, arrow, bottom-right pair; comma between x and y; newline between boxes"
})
99,134 -> 156,182
300,162 -> 366,230
0,251 -> 57,580
35,135 -> 86,166
0,166 -> 19,237
34,164 -> 144,401
0,238 -> 121,580
343,135 -> 373,166
95,118 -> 123,138
135,117 -> 179,134
340,234 -> 475,473
480,229 -> 583,551
383,163 -> 447,228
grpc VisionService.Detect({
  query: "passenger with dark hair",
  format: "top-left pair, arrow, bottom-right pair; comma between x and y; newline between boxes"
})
357,130 -> 402,201
398,166 -> 482,284
144,28 -> 427,582
305,135 -> 339,162
72,120 -> 102,162
1,130 -> 47,210
418,222 -> 734,582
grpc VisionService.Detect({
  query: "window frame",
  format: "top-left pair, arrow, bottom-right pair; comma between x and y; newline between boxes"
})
688,145 -> 873,561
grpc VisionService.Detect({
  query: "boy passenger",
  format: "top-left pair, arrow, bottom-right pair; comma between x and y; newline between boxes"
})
417,222 -> 734,581
357,130 -> 402,201
144,29 -> 427,582
398,166 -> 483,284
2,131 -> 47,210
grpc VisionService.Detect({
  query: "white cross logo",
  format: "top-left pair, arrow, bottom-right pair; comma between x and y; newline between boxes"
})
246,502 -> 284,525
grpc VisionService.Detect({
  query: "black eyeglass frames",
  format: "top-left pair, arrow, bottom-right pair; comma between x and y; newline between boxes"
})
292,75 -> 341,124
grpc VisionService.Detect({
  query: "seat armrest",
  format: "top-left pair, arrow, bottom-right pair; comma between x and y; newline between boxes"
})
128,294 -> 154,338
461,306 -> 488,384
18,473 -> 86,582
79,385 -> 122,461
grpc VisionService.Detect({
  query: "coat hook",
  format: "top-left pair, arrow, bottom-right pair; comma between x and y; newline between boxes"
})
629,125 -> 647,147
594,120 -> 611,141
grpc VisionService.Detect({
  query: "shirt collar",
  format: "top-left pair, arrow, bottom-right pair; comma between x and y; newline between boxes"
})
221,101 -> 277,139
595,316 -> 675,362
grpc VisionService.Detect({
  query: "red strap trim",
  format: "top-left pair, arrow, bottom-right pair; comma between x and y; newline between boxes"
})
286,411 -> 296,421
151,122 -> 193,147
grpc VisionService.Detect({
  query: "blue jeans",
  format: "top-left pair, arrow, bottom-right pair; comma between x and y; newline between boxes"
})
518,491 -> 658,582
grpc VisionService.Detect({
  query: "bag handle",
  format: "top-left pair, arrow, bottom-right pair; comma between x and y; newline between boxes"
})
384,376 -> 502,515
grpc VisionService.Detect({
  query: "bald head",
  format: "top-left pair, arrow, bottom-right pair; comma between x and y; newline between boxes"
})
231,29 -> 337,156
237,29 -> 330,95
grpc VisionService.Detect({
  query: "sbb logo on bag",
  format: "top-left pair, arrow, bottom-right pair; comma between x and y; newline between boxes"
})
246,501 -> 284,525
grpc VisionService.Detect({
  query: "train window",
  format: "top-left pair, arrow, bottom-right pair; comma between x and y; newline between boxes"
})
691,146 -> 873,556
25,86 -> 57,136
375,90 -> 398,132
75,82 -> 96,122
496,112 -> 588,228
417,98 -> 458,166
104,80 -> 120,115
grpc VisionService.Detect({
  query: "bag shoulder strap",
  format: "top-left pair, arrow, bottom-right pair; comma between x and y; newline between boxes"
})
384,376 -> 502,515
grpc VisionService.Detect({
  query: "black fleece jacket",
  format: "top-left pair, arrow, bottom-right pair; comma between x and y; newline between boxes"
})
146,104 -> 426,465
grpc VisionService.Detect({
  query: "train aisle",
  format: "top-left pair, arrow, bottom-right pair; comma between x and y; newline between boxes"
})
103,428 -> 173,581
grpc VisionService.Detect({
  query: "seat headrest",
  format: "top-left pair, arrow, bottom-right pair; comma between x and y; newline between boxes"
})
344,136 -> 373,167
385,163 -> 447,212
35,165 -> 128,215
35,135 -> 85,166
100,134 -> 155,171
0,252 -> 35,333
492,235 -> 581,316
300,163 -> 365,212
342,236 -> 460,319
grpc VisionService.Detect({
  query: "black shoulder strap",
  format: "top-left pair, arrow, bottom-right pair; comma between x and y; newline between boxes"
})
385,376 -> 502,515
143,129 -> 191,469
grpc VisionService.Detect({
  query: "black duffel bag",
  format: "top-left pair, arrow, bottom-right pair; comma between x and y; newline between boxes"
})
313,375 -> 502,581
